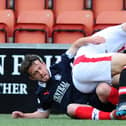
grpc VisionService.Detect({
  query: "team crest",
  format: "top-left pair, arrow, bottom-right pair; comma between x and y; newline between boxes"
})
54,74 -> 62,81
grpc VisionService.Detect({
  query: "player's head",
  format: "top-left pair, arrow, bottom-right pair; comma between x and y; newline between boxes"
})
20,54 -> 50,82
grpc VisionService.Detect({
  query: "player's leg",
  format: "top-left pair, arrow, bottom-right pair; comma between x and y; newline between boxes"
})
96,83 -> 118,105
67,83 -> 117,119
67,103 -> 119,120
111,53 -> 126,114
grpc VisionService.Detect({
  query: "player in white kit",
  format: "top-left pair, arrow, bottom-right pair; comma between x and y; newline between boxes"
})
72,23 -> 126,93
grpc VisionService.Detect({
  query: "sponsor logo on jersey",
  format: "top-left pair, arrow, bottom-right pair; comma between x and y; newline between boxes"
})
53,81 -> 70,103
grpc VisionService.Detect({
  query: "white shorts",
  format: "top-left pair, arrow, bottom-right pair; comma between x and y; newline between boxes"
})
72,53 -> 113,93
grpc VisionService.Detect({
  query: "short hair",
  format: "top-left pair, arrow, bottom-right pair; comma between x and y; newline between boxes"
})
20,54 -> 43,76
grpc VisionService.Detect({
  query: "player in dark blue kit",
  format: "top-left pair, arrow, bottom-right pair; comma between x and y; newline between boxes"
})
11,35 -> 126,120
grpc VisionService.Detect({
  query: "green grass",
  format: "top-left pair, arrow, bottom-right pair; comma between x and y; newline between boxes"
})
1,114 -> 126,126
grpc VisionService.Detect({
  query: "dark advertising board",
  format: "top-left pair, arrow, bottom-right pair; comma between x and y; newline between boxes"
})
0,44 -> 69,113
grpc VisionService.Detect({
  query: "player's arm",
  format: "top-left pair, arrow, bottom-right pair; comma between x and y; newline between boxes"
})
12,109 -> 50,119
67,36 -> 105,57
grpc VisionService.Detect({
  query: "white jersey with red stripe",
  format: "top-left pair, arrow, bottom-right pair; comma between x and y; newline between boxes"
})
72,24 -> 126,93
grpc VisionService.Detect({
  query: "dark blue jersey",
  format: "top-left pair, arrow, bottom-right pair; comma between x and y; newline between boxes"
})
36,53 -> 75,112
36,53 -> 115,113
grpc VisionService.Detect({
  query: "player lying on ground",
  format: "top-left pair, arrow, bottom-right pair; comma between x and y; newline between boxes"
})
11,35 -> 119,120
11,24 -> 126,119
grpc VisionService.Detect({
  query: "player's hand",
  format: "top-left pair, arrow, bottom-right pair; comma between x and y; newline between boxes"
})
91,36 -> 106,44
12,111 -> 24,118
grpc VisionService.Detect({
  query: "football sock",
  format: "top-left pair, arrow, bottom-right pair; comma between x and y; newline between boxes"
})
107,87 -> 118,105
74,106 -> 114,120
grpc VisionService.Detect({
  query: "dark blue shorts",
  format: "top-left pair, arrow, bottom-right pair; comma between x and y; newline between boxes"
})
87,93 -> 116,112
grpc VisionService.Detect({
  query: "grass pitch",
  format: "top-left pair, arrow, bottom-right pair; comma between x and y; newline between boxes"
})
1,114 -> 126,126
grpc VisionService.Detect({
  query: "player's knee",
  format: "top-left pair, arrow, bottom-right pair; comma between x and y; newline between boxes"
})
96,83 -> 111,96
67,104 -> 78,117
96,83 -> 111,102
